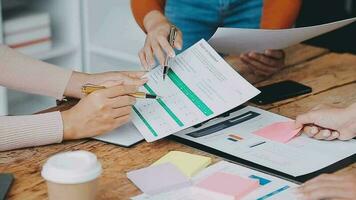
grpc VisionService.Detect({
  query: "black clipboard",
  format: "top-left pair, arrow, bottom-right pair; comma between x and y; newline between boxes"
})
169,105 -> 356,183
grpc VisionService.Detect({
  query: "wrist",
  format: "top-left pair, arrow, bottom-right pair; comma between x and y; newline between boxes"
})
348,102 -> 356,111
143,10 -> 169,32
345,103 -> 356,120
61,110 -> 76,140
64,71 -> 89,99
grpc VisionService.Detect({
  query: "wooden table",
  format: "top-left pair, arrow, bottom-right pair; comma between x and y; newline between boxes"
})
1,44 -> 356,200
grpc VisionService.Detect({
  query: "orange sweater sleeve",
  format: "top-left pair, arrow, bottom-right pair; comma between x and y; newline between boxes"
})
261,0 -> 302,29
131,0 -> 166,32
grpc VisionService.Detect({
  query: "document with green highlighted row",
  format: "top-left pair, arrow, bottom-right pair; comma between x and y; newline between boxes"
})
132,39 -> 260,142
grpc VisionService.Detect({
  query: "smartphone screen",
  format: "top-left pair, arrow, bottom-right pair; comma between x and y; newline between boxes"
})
250,80 -> 312,105
0,173 -> 14,200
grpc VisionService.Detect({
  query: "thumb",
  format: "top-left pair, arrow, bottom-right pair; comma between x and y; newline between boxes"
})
294,119 -> 304,129
120,71 -> 148,78
295,111 -> 320,127
102,85 -> 138,98
338,123 -> 356,141
121,76 -> 148,86
174,30 -> 183,50
100,80 -> 124,88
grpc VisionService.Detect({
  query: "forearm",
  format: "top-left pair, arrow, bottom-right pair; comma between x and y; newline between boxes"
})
143,10 -> 168,32
0,45 -> 72,99
345,102 -> 356,134
131,0 -> 165,32
0,112 -> 63,151
261,0 -> 302,29
64,71 -> 90,99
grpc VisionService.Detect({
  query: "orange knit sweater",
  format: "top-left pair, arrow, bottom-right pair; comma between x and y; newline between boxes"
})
131,0 -> 302,31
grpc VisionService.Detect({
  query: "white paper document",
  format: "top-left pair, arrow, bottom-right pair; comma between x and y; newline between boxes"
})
209,17 -> 356,54
173,106 -> 356,176
132,161 -> 298,200
132,39 -> 260,142
94,123 -> 143,147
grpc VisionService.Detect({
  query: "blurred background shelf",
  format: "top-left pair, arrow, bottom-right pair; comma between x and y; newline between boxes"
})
32,43 -> 78,61
81,0 -> 144,72
0,0 -> 144,115
0,0 -> 83,115
89,45 -> 141,72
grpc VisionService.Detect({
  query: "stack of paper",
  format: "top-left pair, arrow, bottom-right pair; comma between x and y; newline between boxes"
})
127,163 -> 191,195
132,39 -> 260,142
152,151 -> 212,177
3,11 -> 52,55
128,151 -> 211,197
194,172 -> 260,200
208,17 -> 356,54
132,161 -> 299,200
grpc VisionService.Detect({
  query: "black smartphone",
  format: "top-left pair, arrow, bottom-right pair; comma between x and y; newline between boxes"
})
0,173 -> 14,200
250,80 -> 312,105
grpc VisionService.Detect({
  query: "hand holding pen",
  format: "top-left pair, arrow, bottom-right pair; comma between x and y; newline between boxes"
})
163,25 -> 178,80
82,83 -> 162,99
61,84 -> 139,140
138,13 -> 183,70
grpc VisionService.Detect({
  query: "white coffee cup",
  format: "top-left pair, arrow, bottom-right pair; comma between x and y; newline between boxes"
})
41,150 -> 102,200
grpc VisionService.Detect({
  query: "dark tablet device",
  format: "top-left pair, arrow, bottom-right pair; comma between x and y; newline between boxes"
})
250,80 -> 312,105
0,173 -> 14,200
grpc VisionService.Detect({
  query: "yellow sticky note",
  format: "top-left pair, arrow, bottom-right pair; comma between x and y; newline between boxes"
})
152,151 -> 212,177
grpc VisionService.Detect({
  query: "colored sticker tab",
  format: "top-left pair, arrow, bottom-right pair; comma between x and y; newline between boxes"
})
249,175 -> 271,186
253,121 -> 302,143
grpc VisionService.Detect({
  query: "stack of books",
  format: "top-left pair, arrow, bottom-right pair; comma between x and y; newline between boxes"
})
3,11 -> 52,55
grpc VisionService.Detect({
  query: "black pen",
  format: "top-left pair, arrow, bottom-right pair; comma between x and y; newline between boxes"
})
163,25 -> 177,80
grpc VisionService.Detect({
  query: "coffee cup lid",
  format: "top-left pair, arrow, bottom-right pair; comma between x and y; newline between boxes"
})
41,151 -> 102,184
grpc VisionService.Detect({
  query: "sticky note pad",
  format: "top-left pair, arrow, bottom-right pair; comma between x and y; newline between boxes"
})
152,151 -> 212,177
194,172 -> 259,200
253,121 -> 302,143
127,163 -> 191,195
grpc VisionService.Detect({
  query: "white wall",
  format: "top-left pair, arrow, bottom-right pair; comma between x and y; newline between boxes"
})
83,0 -> 145,72
0,1 -> 8,115
0,88 -> 8,115
0,0 -> 145,115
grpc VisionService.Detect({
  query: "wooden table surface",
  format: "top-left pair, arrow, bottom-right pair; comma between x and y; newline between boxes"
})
1,44 -> 356,200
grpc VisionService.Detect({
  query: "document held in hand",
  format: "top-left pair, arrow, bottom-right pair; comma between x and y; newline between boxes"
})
208,17 -> 356,54
132,39 -> 260,142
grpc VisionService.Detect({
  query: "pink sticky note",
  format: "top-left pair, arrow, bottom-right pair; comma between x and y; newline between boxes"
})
253,121 -> 302,143
194,172 -> 259,200
127,163 -> 191,195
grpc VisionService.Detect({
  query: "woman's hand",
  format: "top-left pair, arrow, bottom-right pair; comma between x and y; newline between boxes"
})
296,170 -> 356,200
139,10 -> 183,70
64,71 -> 148,99
295,103 -> 356,141
240,49 -> 285,77
61,84 -> 139,140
